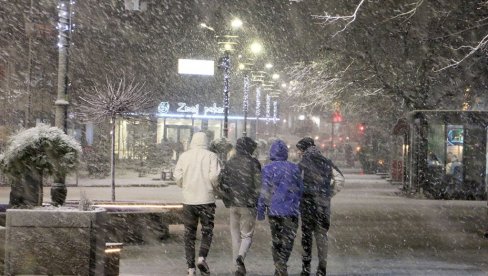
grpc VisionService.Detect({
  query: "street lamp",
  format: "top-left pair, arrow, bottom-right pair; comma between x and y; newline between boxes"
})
212,18 -> 243,138
239,41 -> 263,137
55,0 -> 74,133
251,70 -> 266,139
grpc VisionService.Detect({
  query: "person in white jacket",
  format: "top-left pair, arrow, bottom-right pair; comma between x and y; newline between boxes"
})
174,132 -> 221,276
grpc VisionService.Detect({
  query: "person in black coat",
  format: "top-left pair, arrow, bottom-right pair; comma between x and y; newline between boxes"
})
219,137 -> 261,276
296,137 -> 343,276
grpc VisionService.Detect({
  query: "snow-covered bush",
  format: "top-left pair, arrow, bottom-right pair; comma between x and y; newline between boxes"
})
0,124 -> 82,179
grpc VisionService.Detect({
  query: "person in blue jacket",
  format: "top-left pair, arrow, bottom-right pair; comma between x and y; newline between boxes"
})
257,139 -> 303,276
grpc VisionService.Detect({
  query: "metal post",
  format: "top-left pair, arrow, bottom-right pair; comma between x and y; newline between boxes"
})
55,0 -> 71,133
255,85 -> 261,140
242,73 -> 250,136
221,52 -> 231,138
53,0 -> 71,205
273,100 -> 278,137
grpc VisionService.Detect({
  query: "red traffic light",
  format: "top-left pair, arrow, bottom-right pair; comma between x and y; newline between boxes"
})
332,111 -> 342,123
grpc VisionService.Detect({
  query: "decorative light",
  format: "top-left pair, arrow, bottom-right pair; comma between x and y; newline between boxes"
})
273,101 -> 278,124
265,63 -> 273,69
223,43 -> 233,51
231,18 -> 243,29
200,23 -> 215,32
250,42 -> 263,54
255,86 -> 261,117
272,73 -> 280,80
243,74 -> 249,113
265,94 -> 271,125
281,83 -> 287,88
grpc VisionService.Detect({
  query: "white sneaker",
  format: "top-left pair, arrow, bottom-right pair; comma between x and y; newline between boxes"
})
197,257 -> 210,275
188,268 -> 196,276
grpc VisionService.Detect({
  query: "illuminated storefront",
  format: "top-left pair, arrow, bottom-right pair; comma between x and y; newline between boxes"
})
399,110 -> 488,200
114,100 -> 280,158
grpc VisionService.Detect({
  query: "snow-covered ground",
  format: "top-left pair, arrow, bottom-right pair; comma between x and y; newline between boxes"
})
0,172 -> 485,275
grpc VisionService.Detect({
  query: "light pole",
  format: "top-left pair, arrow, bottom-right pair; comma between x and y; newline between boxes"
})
239,42 -> 263,136
215,21 -> 240,138
55,0 -> 73,133
53,0 -> 74,206
219,51 -> 231,138
252,71 -> 265,139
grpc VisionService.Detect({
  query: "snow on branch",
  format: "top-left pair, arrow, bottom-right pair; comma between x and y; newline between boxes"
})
388,0 -> 424,21
313,0 -> 365,37
79,75 -> 154,122
434,33 -> 488,72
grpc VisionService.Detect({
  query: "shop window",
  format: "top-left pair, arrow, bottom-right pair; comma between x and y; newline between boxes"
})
446,125 -> 463,178
427,124 -> 445,166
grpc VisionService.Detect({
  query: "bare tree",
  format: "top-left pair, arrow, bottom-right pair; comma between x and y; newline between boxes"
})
79,75 -> 153,201
287,0 -> 488,115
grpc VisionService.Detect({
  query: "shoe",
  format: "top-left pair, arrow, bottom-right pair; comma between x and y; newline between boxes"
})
300,260 -> 311,276
197,257 -> 210,275
235,255 -> 246,276
188,268 -> 196,276
316,266 -> 327,276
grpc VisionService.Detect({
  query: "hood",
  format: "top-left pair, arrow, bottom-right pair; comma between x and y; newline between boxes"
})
235,137 -> 257,155
269,139 -> 288,161
190,132 -> 208,149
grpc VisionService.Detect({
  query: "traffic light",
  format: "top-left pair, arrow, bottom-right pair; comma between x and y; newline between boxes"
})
332,111 -> 342,123
358,123 -> 366,135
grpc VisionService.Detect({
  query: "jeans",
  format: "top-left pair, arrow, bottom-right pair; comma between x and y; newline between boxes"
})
301,195 -> 330,273
183,203 -> 216,268
230,207 -> 256,262
269,216 -> 299,275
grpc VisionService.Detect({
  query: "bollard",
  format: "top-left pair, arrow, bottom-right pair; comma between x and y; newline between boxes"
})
105,242 -> 123,276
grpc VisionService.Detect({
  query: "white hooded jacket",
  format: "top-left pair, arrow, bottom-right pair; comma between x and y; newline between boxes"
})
174,132 -> 221,205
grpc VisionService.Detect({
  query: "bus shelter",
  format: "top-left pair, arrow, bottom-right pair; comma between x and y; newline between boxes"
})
394,110 -> 488,200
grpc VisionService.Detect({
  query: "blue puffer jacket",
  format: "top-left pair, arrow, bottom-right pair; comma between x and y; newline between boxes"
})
257,140 -> 303,219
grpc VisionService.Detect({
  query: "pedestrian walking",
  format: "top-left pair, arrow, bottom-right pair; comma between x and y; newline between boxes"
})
257,139 -> 303,276
219,137 -> 262,276
296,137 -> 343,276
174,132 -> 221,276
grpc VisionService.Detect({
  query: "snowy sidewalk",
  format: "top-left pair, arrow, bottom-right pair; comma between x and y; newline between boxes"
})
116,172 -> 488,275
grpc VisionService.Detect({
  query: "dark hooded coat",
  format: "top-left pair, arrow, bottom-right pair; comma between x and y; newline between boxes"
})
219,137 -> 262,208
298,145 -> 342,198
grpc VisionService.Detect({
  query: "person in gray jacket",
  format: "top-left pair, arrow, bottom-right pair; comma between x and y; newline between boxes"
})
174,132 -> 221,276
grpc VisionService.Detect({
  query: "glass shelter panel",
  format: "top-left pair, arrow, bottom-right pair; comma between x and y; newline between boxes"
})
427,124 -> 445,166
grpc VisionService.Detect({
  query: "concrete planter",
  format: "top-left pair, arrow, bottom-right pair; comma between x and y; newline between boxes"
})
4,208 -> 107,276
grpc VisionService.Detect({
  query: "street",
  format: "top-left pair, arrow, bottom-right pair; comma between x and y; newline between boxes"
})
0,172 -> 486,275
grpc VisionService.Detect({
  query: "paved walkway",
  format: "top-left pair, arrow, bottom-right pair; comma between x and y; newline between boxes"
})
113,172 -> 487,275
0,171 -> 486,275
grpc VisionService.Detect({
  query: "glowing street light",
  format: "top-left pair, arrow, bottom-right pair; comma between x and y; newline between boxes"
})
249,41 -> 263,55
231,18 -> 243,29
241,41 -> 263,137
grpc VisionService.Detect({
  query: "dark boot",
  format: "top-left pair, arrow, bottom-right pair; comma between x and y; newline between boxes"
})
316,263 -> 327,276
300,260 -> 311,276
235,255 -> 246,276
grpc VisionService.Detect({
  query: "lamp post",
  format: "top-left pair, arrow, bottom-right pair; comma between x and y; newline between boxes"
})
51,0 -> 74,206
55,0 -> 73,133
242,70 -> 250,136
219,50 -> 231,138
252,71 -> 265,139
239,42 -> 263,136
